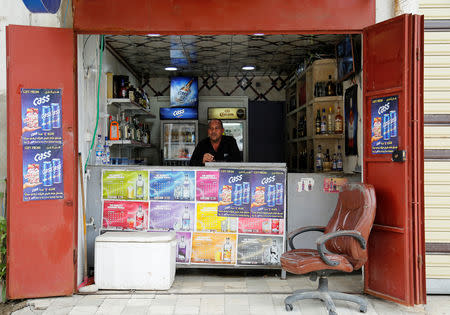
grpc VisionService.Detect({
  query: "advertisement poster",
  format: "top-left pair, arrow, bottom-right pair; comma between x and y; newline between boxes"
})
170,77 -> 198,107
191,232 -> 237,264
250,170 -> 285,219
102,200 -> 149,230
344,85 -> 358,156
196,171 -> 219,201
21,88 -> 63,145
196,203 -> 237,233
297,178 -> 314,192
238,218 -> 284,235
102,170 -> 148,200
218,169 -> 252,217
371,95 -> 399,154
148,201 -> 195,231
237,235 -> 283,266
22,144 -> 64,201
323,178 -> 348,193
176,232 -> 192,263
149,170 -> 195,201
160,107 -> 198,120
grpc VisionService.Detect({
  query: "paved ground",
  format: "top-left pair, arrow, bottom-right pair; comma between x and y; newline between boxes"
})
8,270 -> 450,315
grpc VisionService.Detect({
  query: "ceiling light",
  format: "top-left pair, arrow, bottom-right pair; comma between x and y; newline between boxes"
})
165,66 -> 178,71
242,66 -> 255,71
252,33 -> 265,36
146,34 -> 161,37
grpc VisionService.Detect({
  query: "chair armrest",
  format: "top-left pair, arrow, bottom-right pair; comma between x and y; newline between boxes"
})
316,230 -> 367,266
288,226 -> 326,250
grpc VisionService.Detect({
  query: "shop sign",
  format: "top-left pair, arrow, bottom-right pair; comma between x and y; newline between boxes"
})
208,107 -> 246,120
21,88 -> 64,201
371,95 -> 399,154
160,107 -> 198,120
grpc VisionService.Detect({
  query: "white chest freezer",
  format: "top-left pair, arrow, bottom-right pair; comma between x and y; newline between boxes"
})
95,231 -> 176,290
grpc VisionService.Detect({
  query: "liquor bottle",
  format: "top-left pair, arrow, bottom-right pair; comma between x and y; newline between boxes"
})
120,79 -> 127,98
123,117 -> 130,140
182,206 -> 190,231
337,145 -> 343,171
326,75 -> 335,96
315,109 -> 321,135
320,109 -> 327,134
327,106 -> 334,134
182,174 -> 191,200
324,149 -> 331,172
95,135 -> 103,165
316,145 -> 323,172
176,79 -> 194,104
135,205 -> 145,230
223,237 -> 232,262
178,236 -> 186,261
135,174 -> 144,199
332,153 -> 337,171
334,105 -> 343,134
348,102 -> 355,150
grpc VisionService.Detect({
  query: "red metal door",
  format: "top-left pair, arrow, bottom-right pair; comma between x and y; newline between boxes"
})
363,14 -> 425,305
6,25 -> 77,298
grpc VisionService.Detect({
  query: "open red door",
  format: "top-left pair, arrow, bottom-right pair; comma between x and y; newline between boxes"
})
6,25 -> 77,298
363,14 -> 425,305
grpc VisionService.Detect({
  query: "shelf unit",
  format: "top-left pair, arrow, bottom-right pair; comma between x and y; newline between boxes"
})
107,98 -> 156,118
106,139 -> 152,147
285,59 -> 345,173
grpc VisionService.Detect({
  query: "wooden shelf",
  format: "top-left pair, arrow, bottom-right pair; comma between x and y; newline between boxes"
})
308,96 -> 343,105
312,134 -> 344,140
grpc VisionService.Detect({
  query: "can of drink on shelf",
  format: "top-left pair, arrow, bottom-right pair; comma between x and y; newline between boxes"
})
390,110 -> 397,138
52,158 -> 62,184
51,103 -> 61,129
383,113 -> 390,141
42,161 -> 53,186
234,183 -> 242,206
275,183 -> 283,206
242,182 -> 250,205
41,105 -> 52,131
267,184 -> 276,207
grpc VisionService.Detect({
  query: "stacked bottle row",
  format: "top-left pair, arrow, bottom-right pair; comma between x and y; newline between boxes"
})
108,112 -> 151,144
314,75 -> 343,97
118,78 -> 150,109
315,105 -> 343,135
315,144 -> 343,172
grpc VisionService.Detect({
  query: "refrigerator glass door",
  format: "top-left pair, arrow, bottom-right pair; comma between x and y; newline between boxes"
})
223,122 -> 244,152
163,123 -> 196,161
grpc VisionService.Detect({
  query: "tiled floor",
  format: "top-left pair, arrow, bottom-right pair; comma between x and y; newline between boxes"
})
11,269 -> 450,315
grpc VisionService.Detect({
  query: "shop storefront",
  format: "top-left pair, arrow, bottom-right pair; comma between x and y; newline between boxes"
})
5,0 -> 426,308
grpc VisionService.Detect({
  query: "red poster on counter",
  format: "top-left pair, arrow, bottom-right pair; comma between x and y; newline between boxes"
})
102,200 -> 149,231
238,218 -> 284,235
196,170 -> 219,201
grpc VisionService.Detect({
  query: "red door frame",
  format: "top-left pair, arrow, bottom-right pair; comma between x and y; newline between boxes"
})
6,25 -> 78,298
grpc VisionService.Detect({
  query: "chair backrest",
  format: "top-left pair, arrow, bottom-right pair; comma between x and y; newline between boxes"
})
324,183 -> 376,270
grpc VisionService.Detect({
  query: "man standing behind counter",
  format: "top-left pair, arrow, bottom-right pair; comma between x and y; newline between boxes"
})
189,119 -> 242,166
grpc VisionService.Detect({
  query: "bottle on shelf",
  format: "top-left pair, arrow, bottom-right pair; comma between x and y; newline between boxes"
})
332,153 -> 337,171
320,108 -> 327,134
95,134 -> 103,165
337,145 -> 343,171
120,79 -> 128,98
323,149 -> 331,172
326,75 -> 335,96
327,106 -> 334,134
348,102 -> 355,150
315,145 -> 323,172
315,109 -> 321,135
334,104 -> 343,134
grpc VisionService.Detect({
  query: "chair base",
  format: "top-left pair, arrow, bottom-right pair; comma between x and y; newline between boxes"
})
284,276 -> 368,315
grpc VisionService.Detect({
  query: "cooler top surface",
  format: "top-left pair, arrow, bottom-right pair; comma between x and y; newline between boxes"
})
96,231 -> 176,243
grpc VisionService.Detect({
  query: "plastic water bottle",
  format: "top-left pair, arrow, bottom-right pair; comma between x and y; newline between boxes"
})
95,135 -> 103,165
102,137 -> 110,165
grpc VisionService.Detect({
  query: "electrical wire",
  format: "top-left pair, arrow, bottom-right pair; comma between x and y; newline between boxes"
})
84,35 -> 104,172
63,0 -> 71,27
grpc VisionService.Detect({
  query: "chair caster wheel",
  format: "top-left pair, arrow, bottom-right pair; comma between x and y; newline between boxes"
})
359,305 -> 368,313
285,304 -> 293,312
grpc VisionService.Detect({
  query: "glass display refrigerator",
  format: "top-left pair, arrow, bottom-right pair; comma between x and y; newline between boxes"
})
160,107 -> 198,166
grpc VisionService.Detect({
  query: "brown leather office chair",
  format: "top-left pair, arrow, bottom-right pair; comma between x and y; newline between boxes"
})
281,183 -> 376,315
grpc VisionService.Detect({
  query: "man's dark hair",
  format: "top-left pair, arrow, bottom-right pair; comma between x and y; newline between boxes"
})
208,119 -> 223,129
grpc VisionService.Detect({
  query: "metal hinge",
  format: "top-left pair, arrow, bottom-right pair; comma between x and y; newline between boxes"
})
417,48 -> 421,61
73,249 -> 77,265
418,254 -> 423,267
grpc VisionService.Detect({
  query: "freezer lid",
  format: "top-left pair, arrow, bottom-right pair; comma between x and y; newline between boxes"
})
96,231 -> 176,243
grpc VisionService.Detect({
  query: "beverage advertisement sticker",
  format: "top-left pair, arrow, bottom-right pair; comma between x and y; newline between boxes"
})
323,178 -> 348,193
176,232 -> 192,263
149,171 -> 195,201
21,89 -> 63,145
238,218 -> 284,235
148,201 -> 195,231
196,203 -> 237,233
371,95 -> 398,154
102,200 -> 149,230
196,171 -> 219,201
102,170 -> 148,200
191,232 -> 237,264
237,235 -> 283,266
250,170 -> 285,219
297,178 -> 314,192
22,144 -> 64,201
170,77 -> 198,107
217,169 -> 252,218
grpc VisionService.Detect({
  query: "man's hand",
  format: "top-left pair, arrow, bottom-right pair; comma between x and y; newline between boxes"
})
23,182 -> 41,189
22,126 -> 41,133
202,153 -> 215,164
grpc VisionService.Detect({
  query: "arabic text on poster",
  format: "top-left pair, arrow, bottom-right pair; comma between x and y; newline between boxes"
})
371,95 -> 398,154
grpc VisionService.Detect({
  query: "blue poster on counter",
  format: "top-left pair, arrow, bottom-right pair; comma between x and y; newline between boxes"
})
149,171 -> 195,201
22,144 -> 64,201
170,77 -> 198,107
371,95 -> 398,154
218,169 -> 252,218
21,89 -> 62,145
249,170 -> 285,219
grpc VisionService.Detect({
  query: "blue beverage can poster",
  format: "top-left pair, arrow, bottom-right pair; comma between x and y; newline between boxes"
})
267,185 -> 276,207
234,183 -> 242,206
250,170 -> 285,219
41,105 -> 52,131
42,161 -> 53,186
51,103 -> 61,129
218,169 -> 252,217
275,183 -> 283,206
242,182 -> 250,205
371,95 -> 399,154
52,158 -> 62,184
